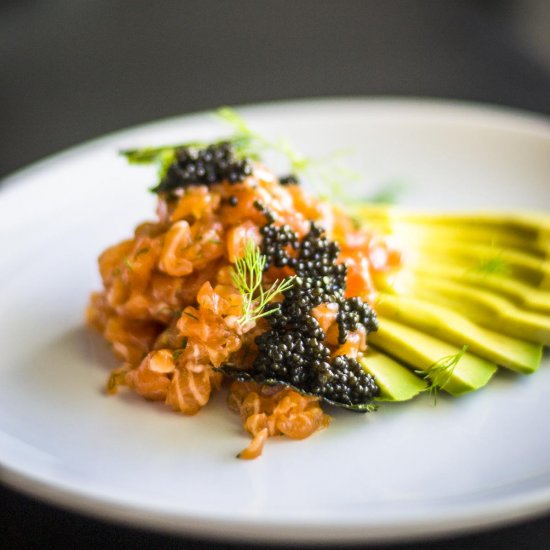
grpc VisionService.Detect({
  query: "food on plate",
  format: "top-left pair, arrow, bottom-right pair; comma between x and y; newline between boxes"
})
356,204 -> 549,400
87,109 -> 549,458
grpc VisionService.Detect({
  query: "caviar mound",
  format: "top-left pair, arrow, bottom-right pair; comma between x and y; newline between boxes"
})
154,142 -> 253,194
225,220 -> 381,410
87,140 -> 400,458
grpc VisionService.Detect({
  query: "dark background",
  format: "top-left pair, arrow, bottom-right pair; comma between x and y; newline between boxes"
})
1,0 -> 549,548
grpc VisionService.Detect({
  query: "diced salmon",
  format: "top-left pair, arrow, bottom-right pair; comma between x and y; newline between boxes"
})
311,302 -> 339,333
88,152 -> 401,459
226,221 -> 261,262
126,351 -> 174,400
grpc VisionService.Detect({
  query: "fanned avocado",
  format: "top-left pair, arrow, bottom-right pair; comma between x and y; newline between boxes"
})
353,205 -> 550,244
380,273 -> 550,346
359,348 -> 428,402
407,241 -> 550,290
408,262 -> 550,316
368,318 -> 498,396
349,204 -> 550,402
375,293 -> 542,374
362,221 -> 550,259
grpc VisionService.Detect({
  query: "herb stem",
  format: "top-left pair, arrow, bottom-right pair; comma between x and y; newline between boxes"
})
231,240 -> 295,326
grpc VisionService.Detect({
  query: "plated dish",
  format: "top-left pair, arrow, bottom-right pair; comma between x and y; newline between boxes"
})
1,99 -> 550,542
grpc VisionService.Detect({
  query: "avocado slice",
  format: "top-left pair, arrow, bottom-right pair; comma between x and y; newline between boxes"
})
368,318 -> 497,396
408,241 -> 550,290
375,293 -> 542,374
360,218 -> 550,259
353,205 -> 550,245
408,262 -> 550,316
359,348 -> 428,401
379,272 -> 550,346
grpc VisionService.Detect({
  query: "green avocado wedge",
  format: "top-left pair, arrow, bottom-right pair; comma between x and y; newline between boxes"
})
379,273 -> 550,346
352,205 -> 550,245
359,348 -> 428,402
368,318 -> 498,396
374,293 -> 542,374
352,203 -> 549,399
357,220 -> 550,259
408,262 -> 550,316
407,241 -> 550,290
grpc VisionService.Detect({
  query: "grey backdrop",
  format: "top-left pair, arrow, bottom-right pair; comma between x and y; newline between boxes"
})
2,0 -> 550,178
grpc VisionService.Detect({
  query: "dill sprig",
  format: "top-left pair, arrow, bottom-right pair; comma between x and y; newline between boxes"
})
121,140 -> 207,179
364,180 -> 409,205
217,108 -> 363,203
215,107 -> 266,161
121,107 -> 360,203
416,345 -> 469,405
464,240 -> 512,278
231,240 -> 295,326
119,107 -> 261,180
472,251 -> 511,277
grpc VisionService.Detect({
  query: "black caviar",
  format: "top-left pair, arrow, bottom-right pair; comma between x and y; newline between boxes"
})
279,174 -> 300,186
153,142 -> 252,194
337,297 -> 378,345
224,215 -> 379,410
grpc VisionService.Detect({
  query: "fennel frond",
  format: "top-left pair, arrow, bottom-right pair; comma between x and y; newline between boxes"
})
231,240 -> 295,326
417,344 -> 469,405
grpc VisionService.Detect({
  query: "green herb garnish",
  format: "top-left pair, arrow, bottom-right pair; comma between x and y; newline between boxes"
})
231,240 -> 295,326
124,256 -> 133,271
416,345 -> 469,404
218,108 -> 360,203
172,349 -> 184,361
365,180 -> 409,205
215,106 -> 265,160
172,337 -> 189,360
472,252 -> 511,277
183,311 -> 199,321
120,107 -> 262,180
122,141 -> 205,180
121,107 -> 359,204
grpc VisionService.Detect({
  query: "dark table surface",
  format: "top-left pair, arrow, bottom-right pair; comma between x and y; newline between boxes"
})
1,1 -> 550,548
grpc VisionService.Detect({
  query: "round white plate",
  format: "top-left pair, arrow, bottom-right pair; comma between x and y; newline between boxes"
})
1,98 -> 550,544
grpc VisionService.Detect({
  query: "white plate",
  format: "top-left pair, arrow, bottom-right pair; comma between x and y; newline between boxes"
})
1,98 -> 550,544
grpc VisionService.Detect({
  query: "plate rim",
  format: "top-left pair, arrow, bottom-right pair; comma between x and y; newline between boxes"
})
3,453 -> 550,544
1,96 -> 550,543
